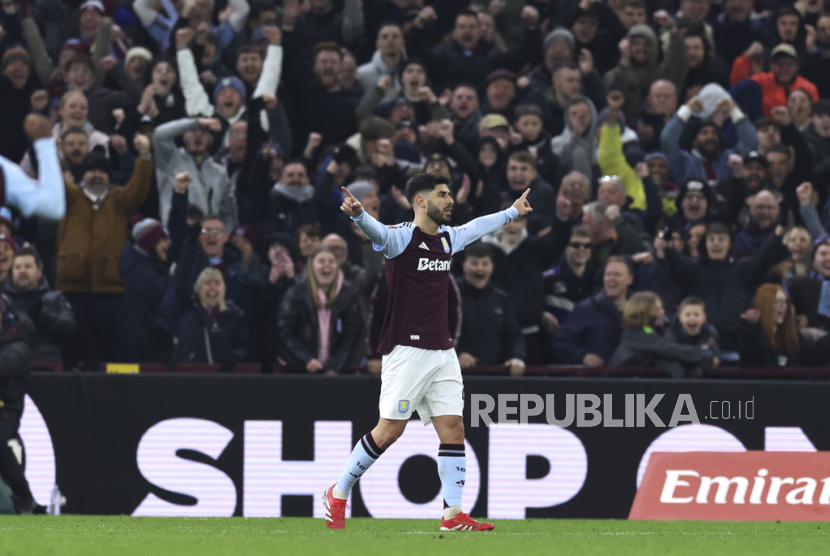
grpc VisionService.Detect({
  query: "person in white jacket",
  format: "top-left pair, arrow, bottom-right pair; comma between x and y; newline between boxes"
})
356,23 -> 405,103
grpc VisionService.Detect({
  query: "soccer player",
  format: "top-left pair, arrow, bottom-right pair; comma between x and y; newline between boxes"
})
0,114 -> 66,221
325,173 -> 533,531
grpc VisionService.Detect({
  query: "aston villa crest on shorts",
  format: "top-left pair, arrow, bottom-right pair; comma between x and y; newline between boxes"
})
441,237 -> 450,253
398,400 -> 410,413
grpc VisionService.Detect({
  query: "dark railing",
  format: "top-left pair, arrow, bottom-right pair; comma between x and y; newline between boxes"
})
29,360 -> 830,380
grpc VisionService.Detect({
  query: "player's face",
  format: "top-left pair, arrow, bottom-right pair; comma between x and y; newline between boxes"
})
424,184 -> 454,225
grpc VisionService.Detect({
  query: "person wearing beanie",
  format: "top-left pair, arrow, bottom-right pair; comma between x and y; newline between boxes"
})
119,217 -> 174,363
661,94 -> 759,187
213,76 -> 247,122
57,134 -> 154,368
2,245 -> 76,362
0,45 -> 36,163
125,47 -> 153,83
526,28 -> 576,94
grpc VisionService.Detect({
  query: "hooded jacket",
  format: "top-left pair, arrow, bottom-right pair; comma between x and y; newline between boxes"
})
170,298 -> 249,371
356,50 -> 402,103
663,233 -> 789,351
551,95 -> 598,180
1,277 -> 76,361
609,325 -> 708,378
603,26 -> 688,123
551,291 -> 623,364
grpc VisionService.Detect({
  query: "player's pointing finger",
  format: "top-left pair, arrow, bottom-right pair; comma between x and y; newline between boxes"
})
341,186 -> 357,199
520,188 -> 531,200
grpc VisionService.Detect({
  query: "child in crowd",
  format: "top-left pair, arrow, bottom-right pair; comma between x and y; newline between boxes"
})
512,103 -> 559,186
609,292 -> 712,378
670,297 -> 721,374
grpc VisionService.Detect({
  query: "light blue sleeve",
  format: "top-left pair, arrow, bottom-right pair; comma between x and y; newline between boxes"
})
445,207 -> 518,254
351,211 -> 414,258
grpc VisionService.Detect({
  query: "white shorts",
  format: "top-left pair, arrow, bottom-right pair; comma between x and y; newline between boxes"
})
379,345 -> 464,426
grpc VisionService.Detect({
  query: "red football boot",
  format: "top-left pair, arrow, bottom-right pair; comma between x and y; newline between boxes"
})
440,512 -> 495,531
323,485 -> 348,530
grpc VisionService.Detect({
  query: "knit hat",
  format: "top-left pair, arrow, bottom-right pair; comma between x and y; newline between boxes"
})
125,47 -> 153,65
2,47 -> 31,71
80,0 -> 105,14
543,28 -> 575,53
132,218 -> 169,254
677,179 -> 712,207
812,237 -> 830,260
345,181 -> 376,202
231,224 -> 259,250
213,76 -> 247,104
0,234 -> 18,253
81,151 -> 112,176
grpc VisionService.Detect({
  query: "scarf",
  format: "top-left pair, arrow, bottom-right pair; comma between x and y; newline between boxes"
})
273,182 -> 316,204
315,272 -> 343,365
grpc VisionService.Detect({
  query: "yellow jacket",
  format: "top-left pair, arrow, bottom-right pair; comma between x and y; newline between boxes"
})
597,125 -> 647,211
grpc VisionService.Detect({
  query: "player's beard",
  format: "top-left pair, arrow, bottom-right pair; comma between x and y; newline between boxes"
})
427,200 -> 452,225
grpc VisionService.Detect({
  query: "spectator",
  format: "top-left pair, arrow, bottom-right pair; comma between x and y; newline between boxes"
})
801,14 -> 830,98
503,151 -> 556,235
542,226 -> 596,328
739,284 -> 830,367
784,226 -> 812,278
582,201 -> 648,268
656,222 -> 789,359
787,88 -> 813,132
0,46 -> 36,162
551,96 -> 597,179
58,136 -> 153,367
449,83 -> 482,154
254,235 -> 299,371
561,0 -> 627,75
609,291 -> 711,377
733,190 -> 780,260
60,127 -> 92,183
119,216 -> 173,363
356,23 -> 405,103
285,0 -> 364,48
2,246 -> 76,362
712,0 -> 767,67
512,103 -> 559,187
456,242 -> 526,375
63,55 -> 142,135
538,61 -> 583,137
731,44 -> 819,118
276,248 -> 362,374
604,23 -> 687,124
170,267 -> 249,371
230,224 -> 265,284
552,256 -> 633,366
636,80 -> 678,153
599,90 -> 650,212
670,296 -> 722,373
661,96 -> 758,186
0,299 -> 37,513
787,239 -> 830,331
803,100 -> 830,186
255,159 -> 320,238
681,29 -> 730,97
295,224 -> 323,272
526,28 -> 577,94
0,235 -> 14,282
153,117 -> 238,230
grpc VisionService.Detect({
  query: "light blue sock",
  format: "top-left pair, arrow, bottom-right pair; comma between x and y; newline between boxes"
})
438,444 -> 466,508
335,432 -> 384,496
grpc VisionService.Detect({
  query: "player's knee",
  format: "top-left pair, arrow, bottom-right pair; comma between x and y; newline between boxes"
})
374,422 -> 406,450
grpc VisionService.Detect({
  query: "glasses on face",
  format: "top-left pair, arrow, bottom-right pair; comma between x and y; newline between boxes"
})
201,227 -> 223,236
568,242 -> 591,249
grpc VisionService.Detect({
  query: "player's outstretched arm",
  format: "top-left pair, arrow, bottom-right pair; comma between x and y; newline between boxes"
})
447,189 -> 533,254
2,114 -> 66,220
340,186 -> 410,257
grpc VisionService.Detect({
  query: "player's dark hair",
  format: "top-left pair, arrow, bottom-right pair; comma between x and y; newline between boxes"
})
405,173 -> 449,203
13,245 -> 43,269
465,241 -> 493,261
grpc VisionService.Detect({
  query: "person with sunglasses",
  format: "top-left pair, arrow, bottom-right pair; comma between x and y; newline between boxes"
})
542,226 -> 596,331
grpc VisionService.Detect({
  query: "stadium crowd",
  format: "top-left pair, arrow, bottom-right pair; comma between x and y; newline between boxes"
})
2,0 -> 830,376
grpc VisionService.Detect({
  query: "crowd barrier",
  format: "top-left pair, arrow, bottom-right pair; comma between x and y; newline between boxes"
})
19,372 -> 830,518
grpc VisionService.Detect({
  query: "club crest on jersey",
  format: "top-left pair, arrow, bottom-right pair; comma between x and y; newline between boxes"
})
441,237 -> 450,253
398,400 -> 410,413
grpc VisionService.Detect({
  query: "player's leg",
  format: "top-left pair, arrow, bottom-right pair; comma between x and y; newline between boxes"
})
425,351 -> 494,531
0,415 -> 38,514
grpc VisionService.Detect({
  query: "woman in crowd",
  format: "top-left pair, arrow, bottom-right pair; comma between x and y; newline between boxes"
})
170,267 -> 249,371
785,226 -> 812,278
276,248 -> 362,374
254,235 -> 299,371
739,284 -> 830,367
609,292 -> 712,377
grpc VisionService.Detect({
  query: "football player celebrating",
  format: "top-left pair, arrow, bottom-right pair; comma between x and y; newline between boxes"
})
324,173 -> 532,531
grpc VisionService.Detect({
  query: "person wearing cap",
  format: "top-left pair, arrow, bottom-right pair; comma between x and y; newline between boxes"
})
153,117 -> 238,230
603,22 -> 687,125
732,43 -> 819,119
119,217 -> 173,362
405,7 -> 543,93
356,23 -> 405,103
478,113 -> 512,150
655,220 -> 789,359
661,94 -> 759,186
57,134 -> 153,366
0,45 -> 36,162
3,246 -> 76,362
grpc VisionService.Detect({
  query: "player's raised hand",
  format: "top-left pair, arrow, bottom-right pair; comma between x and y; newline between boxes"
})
512,188 -> 533,216
340,186 -> 364,217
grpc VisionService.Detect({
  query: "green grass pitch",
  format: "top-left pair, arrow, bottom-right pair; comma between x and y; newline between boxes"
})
2,516 -> 829,556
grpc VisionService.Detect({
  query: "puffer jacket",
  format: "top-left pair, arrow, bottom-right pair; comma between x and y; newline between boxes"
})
1,277 -> 76,361
551,291 -> 623,365
119,243 -> 172,362
664,233 -> 789,351
0,309 -> 35,418
170,298 -> 249,371
276,278 -> 363,373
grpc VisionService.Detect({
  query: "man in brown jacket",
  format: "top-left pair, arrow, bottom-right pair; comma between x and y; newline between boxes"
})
58,136 -> 153,368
